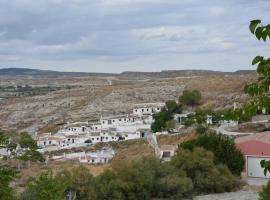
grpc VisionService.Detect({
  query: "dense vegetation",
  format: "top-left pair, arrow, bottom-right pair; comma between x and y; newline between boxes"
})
180,132 -> 245,176
151,100 -> 179,132
19,148 -> 238,200
0,165 -> 17,200
259,180 -> 270,200
0,130 -> 44,200
179,90 -> 202,107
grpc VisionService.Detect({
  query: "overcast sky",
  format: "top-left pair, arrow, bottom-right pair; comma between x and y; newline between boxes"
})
0,0 -> 269,73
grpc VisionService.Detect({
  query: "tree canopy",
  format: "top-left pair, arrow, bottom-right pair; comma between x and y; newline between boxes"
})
179,90 -> 202,107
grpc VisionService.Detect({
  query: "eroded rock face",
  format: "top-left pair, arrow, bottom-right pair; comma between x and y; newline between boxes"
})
0,73 -> 256,133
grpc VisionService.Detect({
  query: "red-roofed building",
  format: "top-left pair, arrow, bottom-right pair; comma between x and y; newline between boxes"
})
235,132 -> 270,178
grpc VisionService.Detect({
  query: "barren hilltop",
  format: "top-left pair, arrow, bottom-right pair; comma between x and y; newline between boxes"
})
0,68 -> 256,133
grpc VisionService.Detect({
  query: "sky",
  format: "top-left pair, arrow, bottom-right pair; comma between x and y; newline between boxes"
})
0,0 -> 269,73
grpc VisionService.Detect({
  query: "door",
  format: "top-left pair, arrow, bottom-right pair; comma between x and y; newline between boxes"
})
247,156 -> 270,178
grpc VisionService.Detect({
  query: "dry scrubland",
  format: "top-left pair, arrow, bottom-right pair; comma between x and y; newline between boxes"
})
0,73 -> 256,133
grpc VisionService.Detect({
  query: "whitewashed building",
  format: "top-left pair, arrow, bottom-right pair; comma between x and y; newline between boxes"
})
79,148 -> 115,164
133,103 -> 165,116
36,133 -> 65,148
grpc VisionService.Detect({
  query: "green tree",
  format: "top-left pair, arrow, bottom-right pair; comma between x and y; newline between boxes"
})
20,171 -> 70,200
245,20 -> 270,176
171,147 -> 236,194
179,90 -> 202,107
18,132 -> 37,150
0,165 -> 17,200
59,165 -> 96,200
165,100 -> 178,113
180,133 -> 244,176
17,132 -> 44,162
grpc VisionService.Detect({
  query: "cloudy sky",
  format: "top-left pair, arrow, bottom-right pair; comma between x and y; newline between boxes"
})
0,0 -> 269,73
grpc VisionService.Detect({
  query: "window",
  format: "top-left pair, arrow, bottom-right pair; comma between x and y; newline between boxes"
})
49,141 -> 51,145
157,108 -> 160,110
103,121 -> 105,124
142,109 -> 144,112
147,108 -> 149,111
92,138 -> 94,140
119,119 -> 122,122
105,137 -> 108,140
135,109 -> 137,112
97,138 -> 99,140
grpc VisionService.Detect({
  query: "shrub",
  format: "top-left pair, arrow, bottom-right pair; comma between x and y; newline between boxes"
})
259,180 -> 270,200
179,90 -> 202,107
180,132 -> 245,176
171,147 -> 236,194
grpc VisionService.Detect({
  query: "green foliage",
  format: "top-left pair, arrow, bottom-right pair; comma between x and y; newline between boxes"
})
247,19 -> 270,177
59,165 -> 96,200
195,124 -> 208,134
166,100 -> 178,113
20,171 -> 70,200
0,131 -> 9,147
171,147 -> 236,194
0,165 -> 17,200
259,180 -> 270,200
180,133 -> 245,176
151,100 -> 179,132
95,170 -> 125,200
179,90 -> 202,107
17,132 -> 44,162
18,132 -> 37,150
17,149 -> 44,162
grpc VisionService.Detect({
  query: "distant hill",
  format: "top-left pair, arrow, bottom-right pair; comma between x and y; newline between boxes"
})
119,69 -> 256,79
0,68 -> 115,77
0,67 -> 255,78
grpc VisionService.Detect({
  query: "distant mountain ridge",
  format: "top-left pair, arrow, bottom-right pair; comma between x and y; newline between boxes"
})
0,67 -> 256,78
0,68 -> 116,77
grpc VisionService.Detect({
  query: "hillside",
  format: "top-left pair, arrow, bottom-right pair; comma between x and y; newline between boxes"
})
0,67 -> 256,78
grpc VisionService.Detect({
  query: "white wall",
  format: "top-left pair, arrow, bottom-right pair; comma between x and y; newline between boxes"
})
247,156 -> 270,178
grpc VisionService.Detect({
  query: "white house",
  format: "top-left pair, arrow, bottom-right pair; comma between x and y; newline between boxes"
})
100,115 -> 138,129
79,148 -> 115,164
36,133 -> 65,148
133,103 -> 165,116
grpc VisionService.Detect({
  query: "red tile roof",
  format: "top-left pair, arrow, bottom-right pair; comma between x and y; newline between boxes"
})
236,140 -> 270,156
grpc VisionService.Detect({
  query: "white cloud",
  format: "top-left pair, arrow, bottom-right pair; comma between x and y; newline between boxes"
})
0,0 -> 269,72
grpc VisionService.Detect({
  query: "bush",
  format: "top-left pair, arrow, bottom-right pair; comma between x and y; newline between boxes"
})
179,90 -> 202,107
259,180 -> 270,200
195,124 -> 208,134
20,171 -> 70,200
171,147 -> 236,194
180,132 -> 245,176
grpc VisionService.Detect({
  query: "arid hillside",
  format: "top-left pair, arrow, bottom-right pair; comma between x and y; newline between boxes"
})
0,70 -> 256,134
